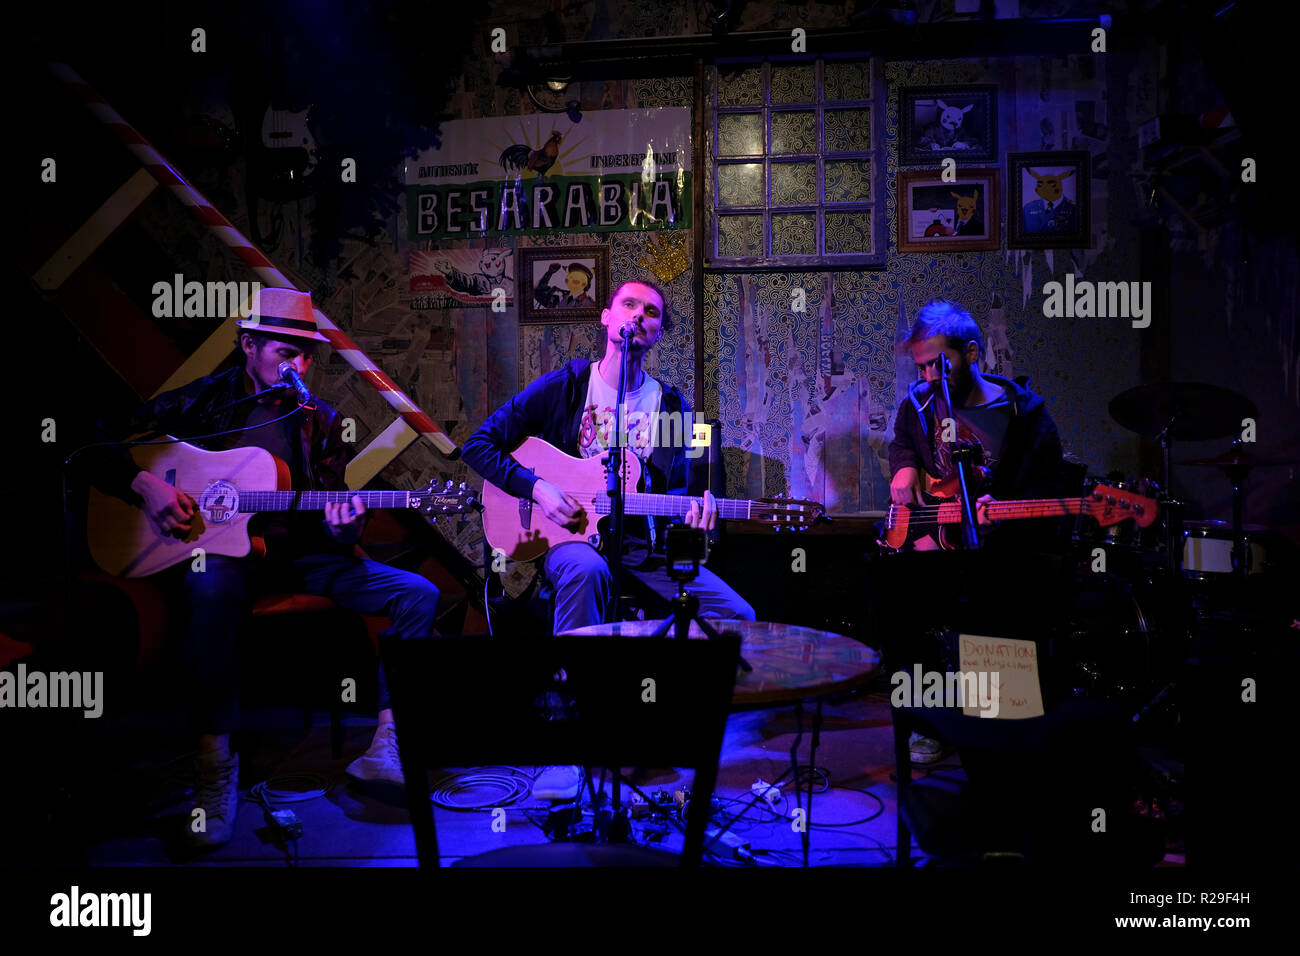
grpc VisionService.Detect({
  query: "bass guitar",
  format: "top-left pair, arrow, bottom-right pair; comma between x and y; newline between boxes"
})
880,475 -> 1157,551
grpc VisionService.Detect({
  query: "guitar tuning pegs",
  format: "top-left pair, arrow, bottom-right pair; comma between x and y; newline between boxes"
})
459,482 -> 467,490
445,479 -> 454,489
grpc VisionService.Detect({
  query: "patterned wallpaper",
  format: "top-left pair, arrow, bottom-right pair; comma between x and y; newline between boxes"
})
706,54 -> 1146,514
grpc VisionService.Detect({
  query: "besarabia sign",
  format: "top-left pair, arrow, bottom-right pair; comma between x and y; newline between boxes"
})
404,109 -> 692,239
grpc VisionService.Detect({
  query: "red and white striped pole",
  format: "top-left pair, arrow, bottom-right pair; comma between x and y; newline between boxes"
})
49,62 -> 458,459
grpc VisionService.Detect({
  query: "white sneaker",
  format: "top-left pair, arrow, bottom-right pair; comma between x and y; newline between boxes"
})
908,732 -> 945,765
188,751 -> 239,848
532,765 -> 583,802
346,723 -> 404,786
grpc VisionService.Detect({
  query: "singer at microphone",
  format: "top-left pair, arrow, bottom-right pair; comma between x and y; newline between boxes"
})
278,361 -> 315,407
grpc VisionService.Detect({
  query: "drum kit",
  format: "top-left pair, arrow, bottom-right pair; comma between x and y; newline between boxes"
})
1104,381 -> 1293,580
1060,381 -> 1296,711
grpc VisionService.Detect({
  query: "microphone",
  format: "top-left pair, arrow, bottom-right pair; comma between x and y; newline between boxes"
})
619,322 -> 638,340
277,362 -> 313,407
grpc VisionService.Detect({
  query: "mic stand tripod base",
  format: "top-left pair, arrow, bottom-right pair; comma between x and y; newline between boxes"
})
651,583 -> 752,672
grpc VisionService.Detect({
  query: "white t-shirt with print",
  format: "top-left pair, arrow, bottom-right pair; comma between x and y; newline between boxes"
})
578,362 -> 663,465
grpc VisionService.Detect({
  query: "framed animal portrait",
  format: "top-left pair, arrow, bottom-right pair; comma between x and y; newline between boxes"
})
896,168 -> 1000,253
519,244 -> 611,324
899,86 -> 998,166
1007,151 -> 1092,249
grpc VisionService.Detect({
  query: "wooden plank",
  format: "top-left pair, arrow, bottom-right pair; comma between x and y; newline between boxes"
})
346,416 -> 420,489
34,169 -> 157,291
55,258 -> 186,399
150,316 -> 241,397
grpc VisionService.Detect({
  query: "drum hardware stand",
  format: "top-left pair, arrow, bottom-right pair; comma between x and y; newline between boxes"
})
1132,681 -> 1178,727
1153,418 -> 1185,576
1221,442 -> 1253,577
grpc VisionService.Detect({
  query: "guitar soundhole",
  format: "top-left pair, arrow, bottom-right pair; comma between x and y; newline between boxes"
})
198,480 -> 240,524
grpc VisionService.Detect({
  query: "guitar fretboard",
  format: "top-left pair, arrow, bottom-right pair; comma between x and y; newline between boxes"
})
971,498 -> 1088,521
234,491 -> 411,512
593,493 -> 753,520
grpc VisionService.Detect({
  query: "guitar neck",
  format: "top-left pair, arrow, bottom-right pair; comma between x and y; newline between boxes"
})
235,490 -> 410,513
934,497 -> 1087,524
594,493 -> 753,521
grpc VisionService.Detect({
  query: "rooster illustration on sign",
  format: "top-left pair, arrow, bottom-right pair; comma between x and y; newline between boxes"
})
499,130 -> 564,180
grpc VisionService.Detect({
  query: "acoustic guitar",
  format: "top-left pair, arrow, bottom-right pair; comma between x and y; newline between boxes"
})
87,440 -> 477,578
480,437 -> 824,563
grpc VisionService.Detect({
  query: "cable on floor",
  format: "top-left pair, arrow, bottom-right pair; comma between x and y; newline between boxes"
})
428,766 -> 535,809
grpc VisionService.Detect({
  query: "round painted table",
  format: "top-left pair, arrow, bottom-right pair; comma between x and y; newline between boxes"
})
560,618 -> 881,708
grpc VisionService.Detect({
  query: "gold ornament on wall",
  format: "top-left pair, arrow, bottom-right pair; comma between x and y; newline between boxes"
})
636,233 -> 690,284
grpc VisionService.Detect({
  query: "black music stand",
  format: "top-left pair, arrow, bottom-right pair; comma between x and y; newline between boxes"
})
382,632 -> 740,866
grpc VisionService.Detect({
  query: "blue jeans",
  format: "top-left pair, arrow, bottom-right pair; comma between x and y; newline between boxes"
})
543,542 -> 755,634
181,553 -> 439,734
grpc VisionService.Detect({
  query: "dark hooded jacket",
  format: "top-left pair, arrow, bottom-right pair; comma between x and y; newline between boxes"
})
888,373 -> 1065,548
461,359 -> 705,565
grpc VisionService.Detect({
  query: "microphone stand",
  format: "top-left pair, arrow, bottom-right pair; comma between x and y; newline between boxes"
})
937,356 -> 980,551
604,330 -> 633,622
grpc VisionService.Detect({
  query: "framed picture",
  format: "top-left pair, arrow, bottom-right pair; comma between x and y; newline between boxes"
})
1007,151 -> 1091,249
896,168 -> 1000,253
519,245 -> 610,324
899,86 -> 998,166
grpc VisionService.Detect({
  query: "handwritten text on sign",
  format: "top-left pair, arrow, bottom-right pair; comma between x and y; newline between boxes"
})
958,634 -> 1044,719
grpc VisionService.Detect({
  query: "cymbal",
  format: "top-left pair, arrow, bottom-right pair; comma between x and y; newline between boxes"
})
1179,448 -> 1298,468
1109,383 -> 1257,441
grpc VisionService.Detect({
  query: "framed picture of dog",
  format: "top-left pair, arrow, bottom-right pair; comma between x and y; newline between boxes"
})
896,168 -> 1000,253
899,86 -> 998,166
1006,151 -> 1092,249
519,244 -> 611,324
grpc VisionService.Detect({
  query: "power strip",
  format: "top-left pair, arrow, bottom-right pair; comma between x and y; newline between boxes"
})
750,777 -> 783,809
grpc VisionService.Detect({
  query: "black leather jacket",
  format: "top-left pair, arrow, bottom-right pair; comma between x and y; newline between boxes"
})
91,366 -> 349,503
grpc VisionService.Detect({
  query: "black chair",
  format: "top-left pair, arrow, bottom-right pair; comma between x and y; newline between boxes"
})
381,632 -> 740,866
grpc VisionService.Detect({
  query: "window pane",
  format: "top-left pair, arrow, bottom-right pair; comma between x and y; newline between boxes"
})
718,163 -> 764,207
771,110 -> 818,155
825,109 -> 871,152
772,214 -> 817,255
718,113 -> 764,155
825,160 -> 871,202
825,60 -> 873,102
717,66 -> 762,106
824,211 -> 872,254
771,162 -> 817,206
718,215 -> 765,257
771,63 -> 815,103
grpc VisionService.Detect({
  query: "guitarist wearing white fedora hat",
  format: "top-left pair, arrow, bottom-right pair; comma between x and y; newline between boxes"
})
89,287 -> 442,847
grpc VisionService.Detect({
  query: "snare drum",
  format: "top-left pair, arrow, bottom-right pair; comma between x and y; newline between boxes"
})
1182,520 -> 1269,577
